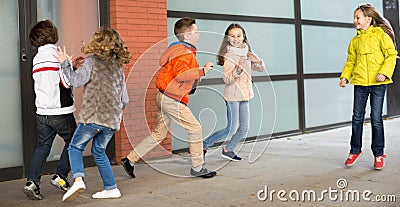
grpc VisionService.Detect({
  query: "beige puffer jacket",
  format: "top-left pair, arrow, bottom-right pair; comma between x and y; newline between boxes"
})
223,44 -> 265,101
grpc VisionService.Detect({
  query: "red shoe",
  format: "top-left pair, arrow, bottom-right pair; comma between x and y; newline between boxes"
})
345,152 -> 362,166
374,155 -> 386,170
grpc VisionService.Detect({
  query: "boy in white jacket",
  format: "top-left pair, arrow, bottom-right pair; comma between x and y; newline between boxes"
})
23,20 -> 77,200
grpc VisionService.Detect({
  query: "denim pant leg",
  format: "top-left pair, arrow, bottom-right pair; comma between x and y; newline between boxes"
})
91,127 -> 117,190
203,101 -> 233,149
69,123 -> 99,180
226,101 -> 250,152
370,85 -> 386,156
350,86 -> 369,154
50,113 -> 77,179
28,115 -> 57,184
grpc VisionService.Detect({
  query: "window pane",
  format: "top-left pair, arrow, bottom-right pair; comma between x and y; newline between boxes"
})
302,26 -> 355,74
250,81 -> 277,137
301,0 -> 383,22
304,78 -> 387,128
0,0 -> 23,168
271,80 -> 299,133
167,0 -> 294,19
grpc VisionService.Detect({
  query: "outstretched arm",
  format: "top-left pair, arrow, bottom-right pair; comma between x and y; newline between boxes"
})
54,46 -> 92,88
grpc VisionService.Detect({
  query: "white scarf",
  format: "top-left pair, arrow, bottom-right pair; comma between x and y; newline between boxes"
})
227,43 -> 248,56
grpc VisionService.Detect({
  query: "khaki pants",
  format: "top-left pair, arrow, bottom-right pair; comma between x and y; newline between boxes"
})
127,91 -> 204,167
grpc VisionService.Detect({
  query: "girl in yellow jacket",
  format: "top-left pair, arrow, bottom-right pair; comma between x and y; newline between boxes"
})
339,4 -> 397,170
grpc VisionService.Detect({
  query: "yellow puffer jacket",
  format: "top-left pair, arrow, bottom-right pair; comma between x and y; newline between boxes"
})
340,26 -> 397,86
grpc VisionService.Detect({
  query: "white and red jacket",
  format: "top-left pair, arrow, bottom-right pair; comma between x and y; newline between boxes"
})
32,44 -> 75,115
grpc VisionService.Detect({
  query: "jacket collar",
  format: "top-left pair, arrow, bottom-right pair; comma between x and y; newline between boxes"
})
357,25 -> 379,35
38,44 -> 57,52
159,41 -> 197,66
168,41 -> 197,55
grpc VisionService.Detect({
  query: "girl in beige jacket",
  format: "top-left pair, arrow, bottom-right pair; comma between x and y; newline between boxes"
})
203,23 -> 265,161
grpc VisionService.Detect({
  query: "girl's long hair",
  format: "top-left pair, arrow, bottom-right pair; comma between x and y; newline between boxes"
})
82,27 -> 131,66
356,4 -> 396,46
217,23 -> 252,66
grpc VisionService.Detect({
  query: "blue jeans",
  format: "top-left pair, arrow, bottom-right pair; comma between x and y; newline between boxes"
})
203,101 -> 250,152
28,113 -> 76,185
350,85 -> 386,157
69,123 -> 117,190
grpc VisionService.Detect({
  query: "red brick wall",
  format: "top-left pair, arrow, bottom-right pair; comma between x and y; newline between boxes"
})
109,0 -> 171,164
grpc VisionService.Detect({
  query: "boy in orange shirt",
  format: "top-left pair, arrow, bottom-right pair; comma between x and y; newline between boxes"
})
121,17 -> 216,178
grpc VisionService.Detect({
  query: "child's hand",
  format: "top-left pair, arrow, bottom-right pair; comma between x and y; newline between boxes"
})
238,56 -> 247,66
53,46 -> 72,63
72,56 -> 85,70
339,78 -> 347,87
203,62 -> 214,74
247,52 -> 261,63
376,74 -> 386,82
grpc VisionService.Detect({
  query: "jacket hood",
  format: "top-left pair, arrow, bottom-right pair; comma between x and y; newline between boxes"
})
159,42 -> 197,66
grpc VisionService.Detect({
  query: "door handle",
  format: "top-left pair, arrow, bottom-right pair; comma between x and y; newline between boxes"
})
21,48 -> 27,62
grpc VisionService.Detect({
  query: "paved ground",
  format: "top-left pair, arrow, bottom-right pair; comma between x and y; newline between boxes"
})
1,118 -> 399,207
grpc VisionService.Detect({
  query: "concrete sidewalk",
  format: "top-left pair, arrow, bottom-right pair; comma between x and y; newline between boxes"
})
1,118 -> 399,207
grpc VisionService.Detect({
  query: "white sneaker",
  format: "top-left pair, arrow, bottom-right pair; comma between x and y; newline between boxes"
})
62,180 -> 86,202
92,188 -> 121,199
